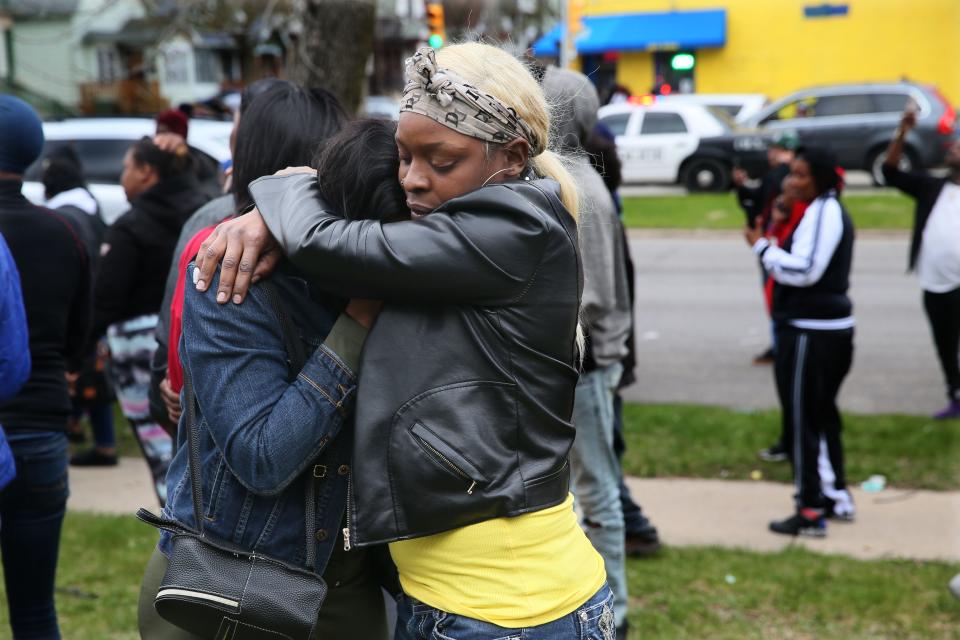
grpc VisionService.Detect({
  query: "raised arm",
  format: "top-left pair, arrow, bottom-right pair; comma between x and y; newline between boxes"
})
180,264 -> 364,496
882,108 -> 935,197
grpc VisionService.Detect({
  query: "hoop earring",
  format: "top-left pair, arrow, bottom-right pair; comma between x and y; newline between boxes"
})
481,167 -> 512,187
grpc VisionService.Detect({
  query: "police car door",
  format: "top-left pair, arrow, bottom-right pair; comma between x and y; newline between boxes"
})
631,111 -> 697,182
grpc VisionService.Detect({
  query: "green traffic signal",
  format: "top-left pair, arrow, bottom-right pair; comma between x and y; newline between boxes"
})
670,53 -> 695,71
428,34 -> 444,48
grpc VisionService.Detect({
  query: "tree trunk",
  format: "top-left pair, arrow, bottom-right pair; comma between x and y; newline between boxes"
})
289,0 -> 376,115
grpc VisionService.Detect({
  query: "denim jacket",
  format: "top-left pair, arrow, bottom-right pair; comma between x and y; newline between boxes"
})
159,263 -> 366,574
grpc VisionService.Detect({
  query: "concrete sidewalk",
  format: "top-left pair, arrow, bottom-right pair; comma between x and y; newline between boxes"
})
69,458 -> 959,563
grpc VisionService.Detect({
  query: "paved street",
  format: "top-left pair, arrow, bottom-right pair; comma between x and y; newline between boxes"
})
621,230 -> 944,416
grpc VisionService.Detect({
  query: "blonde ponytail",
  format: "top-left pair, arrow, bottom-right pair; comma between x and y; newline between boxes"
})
531,150 -> 580,220
437,43 -> 580,221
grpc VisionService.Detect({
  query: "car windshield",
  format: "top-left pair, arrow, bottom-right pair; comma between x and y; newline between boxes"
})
703,106 -> 736,132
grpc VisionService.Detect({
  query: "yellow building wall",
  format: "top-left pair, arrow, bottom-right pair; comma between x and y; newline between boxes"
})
615,52 -> 653,91
578,0 -> 960,104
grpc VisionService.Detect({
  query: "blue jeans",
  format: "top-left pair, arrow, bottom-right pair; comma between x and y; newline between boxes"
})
570,363 -> 627,628
395,584 -> 615,640
72,402 -> 115,449
0,431 -> 69,639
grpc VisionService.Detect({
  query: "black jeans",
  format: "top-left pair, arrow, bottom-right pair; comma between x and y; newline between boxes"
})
0,431 -> 69,640
923,287 -> 960,402
774,326 -> 854,510
612,393 -> 648,535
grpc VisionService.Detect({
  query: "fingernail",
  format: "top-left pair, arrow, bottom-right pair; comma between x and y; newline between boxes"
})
192,269 -> 199,285
232,294 -> 242,304
196,279 -> 206,291
217,291 -> 228,303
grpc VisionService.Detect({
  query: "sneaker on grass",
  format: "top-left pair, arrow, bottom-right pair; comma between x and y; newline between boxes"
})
758,442 -> 788,462
769,508 -> 826,538
933,400 -> 960,420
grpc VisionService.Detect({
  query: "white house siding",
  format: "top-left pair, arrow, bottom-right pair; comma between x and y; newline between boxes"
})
70,0 -> 146,93
157,34 -> 220,106
11,0 -> 145,108
11,20 -> 78,105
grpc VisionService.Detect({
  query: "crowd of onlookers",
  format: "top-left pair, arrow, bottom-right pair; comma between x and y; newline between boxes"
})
0,47 -> 956,638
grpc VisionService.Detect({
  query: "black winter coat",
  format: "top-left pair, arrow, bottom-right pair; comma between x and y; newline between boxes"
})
91,173 -> 210,341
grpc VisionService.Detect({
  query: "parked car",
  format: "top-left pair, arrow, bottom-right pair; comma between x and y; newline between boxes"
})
22,118 -> 233,223
656,93 -> 768,124
740,82 -> 956,184
363,95 -> 399,120
598,102 -> 767,190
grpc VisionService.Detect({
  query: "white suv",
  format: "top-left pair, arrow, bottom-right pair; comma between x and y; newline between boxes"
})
23,118 -> 233,224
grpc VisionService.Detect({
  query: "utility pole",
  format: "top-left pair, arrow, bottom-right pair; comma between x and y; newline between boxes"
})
559,0 -> 582,70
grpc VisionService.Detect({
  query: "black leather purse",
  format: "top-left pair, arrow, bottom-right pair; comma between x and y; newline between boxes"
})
137,282 -> 327,640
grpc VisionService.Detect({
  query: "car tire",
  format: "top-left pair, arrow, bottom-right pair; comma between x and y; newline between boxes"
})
869,146 -> 915,186
682,158 -> 731,192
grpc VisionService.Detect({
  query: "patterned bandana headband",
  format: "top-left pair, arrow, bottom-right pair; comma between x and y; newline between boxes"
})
400,47 -> 544,156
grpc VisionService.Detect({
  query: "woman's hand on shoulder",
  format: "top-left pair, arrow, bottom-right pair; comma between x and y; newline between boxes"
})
194,207 -> 282,304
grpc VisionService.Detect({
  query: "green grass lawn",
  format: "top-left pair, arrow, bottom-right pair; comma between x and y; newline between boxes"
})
0,513 -> 955,639
626,546 -> 959,639
621,193 -> 914,230
91,400 -> 959,490
620,403 -> 960,491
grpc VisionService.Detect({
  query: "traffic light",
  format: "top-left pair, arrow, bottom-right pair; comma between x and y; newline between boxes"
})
670,53 -> 696,71
426,2 -> 446,49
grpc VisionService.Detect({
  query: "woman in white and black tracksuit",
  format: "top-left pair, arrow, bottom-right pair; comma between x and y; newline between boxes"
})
746,147 -> 855,538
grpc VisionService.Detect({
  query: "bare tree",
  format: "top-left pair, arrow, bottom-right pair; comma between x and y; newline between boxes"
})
289,0 -> 376,115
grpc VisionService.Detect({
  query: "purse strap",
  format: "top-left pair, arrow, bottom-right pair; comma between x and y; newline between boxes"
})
181,278 -> 322,570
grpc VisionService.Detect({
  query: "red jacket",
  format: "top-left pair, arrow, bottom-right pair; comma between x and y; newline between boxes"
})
167,226 -> 217,393
763,201 -> 808,313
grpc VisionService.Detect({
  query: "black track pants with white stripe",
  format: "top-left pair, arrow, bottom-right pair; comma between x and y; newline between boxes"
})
773,325 -> 854,510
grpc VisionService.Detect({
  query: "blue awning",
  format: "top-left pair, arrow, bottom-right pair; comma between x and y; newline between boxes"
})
532,9 -> 726,56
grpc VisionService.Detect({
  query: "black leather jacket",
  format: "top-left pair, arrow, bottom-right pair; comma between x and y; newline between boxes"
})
249,173 -> 582,547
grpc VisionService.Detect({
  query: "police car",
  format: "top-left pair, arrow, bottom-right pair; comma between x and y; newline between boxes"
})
598,102 -> 768,191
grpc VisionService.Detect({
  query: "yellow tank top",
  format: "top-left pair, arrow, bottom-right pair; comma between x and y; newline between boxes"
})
389,494 -> 606,628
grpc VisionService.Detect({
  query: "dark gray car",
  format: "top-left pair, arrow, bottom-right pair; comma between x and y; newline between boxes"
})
740,82 -> 956,184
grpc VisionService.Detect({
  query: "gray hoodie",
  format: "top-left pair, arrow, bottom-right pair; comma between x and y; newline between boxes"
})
542,67 -> 631,369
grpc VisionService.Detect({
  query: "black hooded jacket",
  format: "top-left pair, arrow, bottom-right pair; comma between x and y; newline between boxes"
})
0,180 -> 90,431
92,173 -> 209,340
